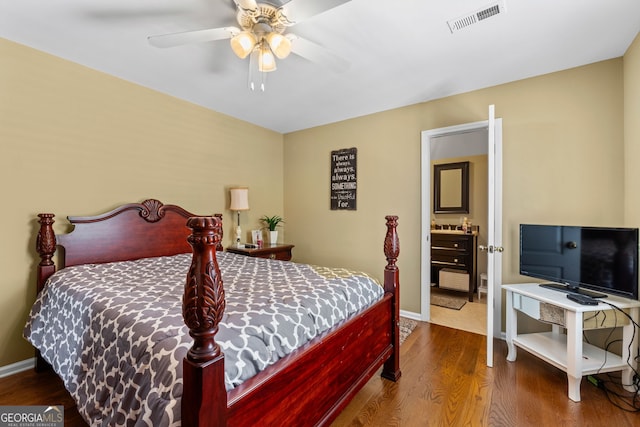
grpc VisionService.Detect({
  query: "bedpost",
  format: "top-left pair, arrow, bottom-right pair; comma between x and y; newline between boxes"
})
36,213 -> 57,294
182,216 -> 227,427
35,213 -> 58,372
381,215 -> 401,381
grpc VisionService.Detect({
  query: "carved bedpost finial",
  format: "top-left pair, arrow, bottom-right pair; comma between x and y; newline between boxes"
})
37,214 -> 56,267
183,216 -> 225,363
384,215 -> 399,271
214,213 -> 224,251
36,213 -> 58,295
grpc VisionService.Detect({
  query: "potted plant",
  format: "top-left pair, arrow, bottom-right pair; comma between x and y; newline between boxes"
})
260,215 -> 284,245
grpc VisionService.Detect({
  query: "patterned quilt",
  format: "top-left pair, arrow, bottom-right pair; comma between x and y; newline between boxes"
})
23,251 -> 383,426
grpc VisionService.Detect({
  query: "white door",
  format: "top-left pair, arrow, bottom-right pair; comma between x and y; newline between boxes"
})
420,105 -> 503,367
485,105 -> 503,367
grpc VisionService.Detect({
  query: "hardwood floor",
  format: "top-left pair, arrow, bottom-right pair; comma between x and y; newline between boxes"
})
334,322 -> 639,426
1,322 -> 638,426
0,364 -> 85,426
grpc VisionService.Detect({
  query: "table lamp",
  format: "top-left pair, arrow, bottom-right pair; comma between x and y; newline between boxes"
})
229,187 -> 249,246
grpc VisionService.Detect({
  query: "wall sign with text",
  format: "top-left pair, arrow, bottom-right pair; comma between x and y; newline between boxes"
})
330,147 -> 357,210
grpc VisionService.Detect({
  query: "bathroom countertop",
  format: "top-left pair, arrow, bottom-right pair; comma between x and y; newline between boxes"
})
431,229 -> 477,235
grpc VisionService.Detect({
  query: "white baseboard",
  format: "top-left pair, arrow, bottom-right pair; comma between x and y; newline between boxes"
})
400,309 -> 421,321
0,358 -> 35,378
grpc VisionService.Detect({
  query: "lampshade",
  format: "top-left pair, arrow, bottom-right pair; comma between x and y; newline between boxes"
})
258,43 -> 277,72
266,32 -> 292,59
230,31 -> 257,59
229,187 -> 250,211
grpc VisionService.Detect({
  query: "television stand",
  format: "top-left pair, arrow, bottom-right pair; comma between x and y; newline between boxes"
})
539,283 -> 607,299
504,283 -> 640,402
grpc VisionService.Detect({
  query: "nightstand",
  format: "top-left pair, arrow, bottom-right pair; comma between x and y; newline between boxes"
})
226,243 -> 294,261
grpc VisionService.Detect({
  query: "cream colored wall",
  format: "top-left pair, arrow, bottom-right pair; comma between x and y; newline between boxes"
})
0,38 -> 284,367
284,58 -> 624,316
283,106 -> 423,294
625,32 -> 640,226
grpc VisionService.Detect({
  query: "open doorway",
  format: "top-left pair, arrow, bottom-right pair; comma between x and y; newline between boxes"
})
425,128 -> 489,335
421,114 -> 503,350
421,110 -> 503,367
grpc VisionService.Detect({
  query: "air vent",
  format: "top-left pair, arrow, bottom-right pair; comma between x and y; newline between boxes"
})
447,1 -> 506,33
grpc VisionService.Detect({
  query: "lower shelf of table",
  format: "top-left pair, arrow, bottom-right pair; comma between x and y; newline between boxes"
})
513,332 -> 628,375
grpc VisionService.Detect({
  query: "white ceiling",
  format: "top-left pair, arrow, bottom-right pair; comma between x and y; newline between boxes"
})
1,0 -> 639,133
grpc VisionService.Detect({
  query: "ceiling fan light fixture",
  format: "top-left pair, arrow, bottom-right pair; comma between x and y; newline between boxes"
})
230,31 -> 257,59
149,0 -> 354,91
258,43 -> 277,72
266,32 -> 292,59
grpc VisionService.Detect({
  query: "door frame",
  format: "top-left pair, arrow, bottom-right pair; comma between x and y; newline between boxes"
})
420,118 -> 503,350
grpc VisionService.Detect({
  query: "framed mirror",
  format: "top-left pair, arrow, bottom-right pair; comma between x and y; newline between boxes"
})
433,161 -> 469,214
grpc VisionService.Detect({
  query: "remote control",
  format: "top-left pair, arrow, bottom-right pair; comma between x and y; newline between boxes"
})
566,293 -> 599,305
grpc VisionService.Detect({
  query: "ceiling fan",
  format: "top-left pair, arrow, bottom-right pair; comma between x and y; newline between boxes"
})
148,0 -> 352,91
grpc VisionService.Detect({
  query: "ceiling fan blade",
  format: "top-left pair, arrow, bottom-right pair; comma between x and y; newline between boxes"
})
234,0 -> 258,12
148,27 -> 238,48
281,0 -> 352,24
288,34 -> 349,73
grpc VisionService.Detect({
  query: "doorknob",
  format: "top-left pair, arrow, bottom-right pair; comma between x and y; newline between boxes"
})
479,245 -> 504,253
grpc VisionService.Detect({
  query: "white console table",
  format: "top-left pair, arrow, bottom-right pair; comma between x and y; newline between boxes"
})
504,283 -> 640,402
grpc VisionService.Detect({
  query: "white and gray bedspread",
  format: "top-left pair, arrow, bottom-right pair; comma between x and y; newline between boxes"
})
23,251 -> 383,426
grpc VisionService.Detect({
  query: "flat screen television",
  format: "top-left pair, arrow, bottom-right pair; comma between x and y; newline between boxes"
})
519,224 -> 639,300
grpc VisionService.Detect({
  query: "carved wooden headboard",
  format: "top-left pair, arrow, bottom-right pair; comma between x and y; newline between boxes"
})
36,199 -> 222,292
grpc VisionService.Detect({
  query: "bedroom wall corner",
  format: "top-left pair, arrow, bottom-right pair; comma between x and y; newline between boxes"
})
624,31 -> 640,228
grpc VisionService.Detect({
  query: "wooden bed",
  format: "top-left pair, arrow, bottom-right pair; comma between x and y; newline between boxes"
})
33,199 -> 401,426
